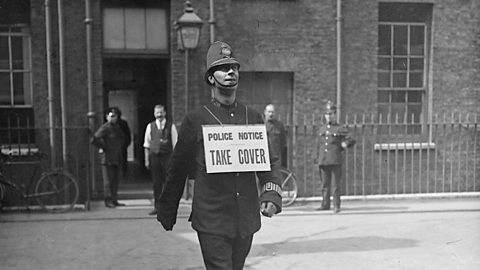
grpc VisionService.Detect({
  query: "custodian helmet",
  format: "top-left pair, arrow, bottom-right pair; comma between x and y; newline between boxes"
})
204,41 -> 240,84
325,100 -> 337,114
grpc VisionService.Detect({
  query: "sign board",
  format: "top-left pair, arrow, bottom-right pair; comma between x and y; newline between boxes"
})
202,124 -> 271,173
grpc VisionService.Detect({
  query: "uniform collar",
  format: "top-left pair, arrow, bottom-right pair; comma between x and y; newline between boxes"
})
211,98 -> 237,109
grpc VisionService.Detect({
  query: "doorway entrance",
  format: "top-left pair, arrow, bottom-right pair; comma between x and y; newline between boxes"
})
103,58 -> 169,194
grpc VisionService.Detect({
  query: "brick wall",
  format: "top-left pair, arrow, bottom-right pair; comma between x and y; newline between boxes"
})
170,0 -> 479,120
29,0 -> 96,200
169,0 -> 479,196
431,0 -> 480,115
23,0 -> 479,199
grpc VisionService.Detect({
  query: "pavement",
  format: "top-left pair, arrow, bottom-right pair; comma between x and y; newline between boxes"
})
1,196 -> 480,270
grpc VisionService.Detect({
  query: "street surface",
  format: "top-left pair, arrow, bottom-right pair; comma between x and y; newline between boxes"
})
1,198 -> 479,270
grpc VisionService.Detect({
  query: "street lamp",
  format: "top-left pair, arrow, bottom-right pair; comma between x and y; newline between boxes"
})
176,1 -> 203,50
176,0 -> 204,115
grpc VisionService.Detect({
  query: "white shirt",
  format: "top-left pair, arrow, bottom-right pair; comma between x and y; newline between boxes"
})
143,118 -> 178,149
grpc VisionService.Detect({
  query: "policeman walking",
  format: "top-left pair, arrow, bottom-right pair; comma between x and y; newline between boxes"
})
317,100 -> 355,213
156,41 -> 282,270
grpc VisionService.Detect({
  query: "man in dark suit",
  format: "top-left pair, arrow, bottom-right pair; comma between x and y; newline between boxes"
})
157,41 -> 282,270
91,108 -> 126,208
317,100 -> 355,213
264,104 -> 287,167
113,107 -> 131,177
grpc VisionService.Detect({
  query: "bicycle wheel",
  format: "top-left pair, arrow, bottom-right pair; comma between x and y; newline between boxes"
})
34,170 -> 79,213
279,168 -> 298,207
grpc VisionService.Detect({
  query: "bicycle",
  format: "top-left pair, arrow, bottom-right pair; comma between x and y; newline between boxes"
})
279,167 -> 298,207
0,150 -> 79,213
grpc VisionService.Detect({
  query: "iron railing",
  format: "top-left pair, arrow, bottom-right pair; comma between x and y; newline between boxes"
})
1,110 -> 478,203
284,112 -> 479,198
0,112 -> 91,206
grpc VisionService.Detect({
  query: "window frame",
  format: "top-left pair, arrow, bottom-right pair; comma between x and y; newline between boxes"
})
377,2 -> 433,144
377,22 -> 427,138
102,7 -> 169,55
0,23 -> 33,108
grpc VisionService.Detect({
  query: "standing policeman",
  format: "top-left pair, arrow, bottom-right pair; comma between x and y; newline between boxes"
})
157,41 -> 282,270
317,100 -> 355,213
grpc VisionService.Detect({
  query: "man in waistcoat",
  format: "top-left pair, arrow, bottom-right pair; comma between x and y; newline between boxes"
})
157,41 -> 282,270
143,104 -> 178,215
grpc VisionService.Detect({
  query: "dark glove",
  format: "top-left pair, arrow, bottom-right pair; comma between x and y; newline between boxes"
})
157,212 -> 175,231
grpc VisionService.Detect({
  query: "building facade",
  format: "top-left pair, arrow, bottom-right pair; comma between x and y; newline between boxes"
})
0,0 -> 478,204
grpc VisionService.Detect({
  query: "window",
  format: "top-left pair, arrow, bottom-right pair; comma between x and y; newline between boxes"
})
0,0 -> 34,146
378,3 -> 432,136
0,0 -> 32,107
103,8 -> 168,52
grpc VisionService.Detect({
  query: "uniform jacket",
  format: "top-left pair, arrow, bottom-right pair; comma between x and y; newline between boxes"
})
91,122 -> 126,166
158,100 -> 282,238
266,119 -> 287,167
317,122 -> 355,165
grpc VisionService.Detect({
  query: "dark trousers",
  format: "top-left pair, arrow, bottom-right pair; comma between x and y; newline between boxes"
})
319,164 -> 342,209
197,232 -> 253,270
101,164 -> 120,202
149,153 -> 169,210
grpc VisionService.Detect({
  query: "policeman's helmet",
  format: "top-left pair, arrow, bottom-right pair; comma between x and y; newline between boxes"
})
204,41 -> 240,85
325,100 -> 337,114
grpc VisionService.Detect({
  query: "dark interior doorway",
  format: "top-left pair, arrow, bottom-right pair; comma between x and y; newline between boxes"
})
103,57 -> 169,190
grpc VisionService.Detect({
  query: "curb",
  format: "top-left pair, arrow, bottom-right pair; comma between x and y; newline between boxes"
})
294,192 -> 480,203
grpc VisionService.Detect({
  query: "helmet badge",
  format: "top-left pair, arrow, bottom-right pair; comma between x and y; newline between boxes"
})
220,46 -> 232,58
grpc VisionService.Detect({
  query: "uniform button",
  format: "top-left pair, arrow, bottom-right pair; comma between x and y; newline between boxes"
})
325,149 -> 328,152
327,125 -> 330,128
325,136 -> 329,140
325,143 -> 328,145
231,113 -> 234,117
236,192 -> 240,196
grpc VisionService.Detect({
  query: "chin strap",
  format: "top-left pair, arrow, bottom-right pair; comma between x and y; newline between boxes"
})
214,76 -> 237,88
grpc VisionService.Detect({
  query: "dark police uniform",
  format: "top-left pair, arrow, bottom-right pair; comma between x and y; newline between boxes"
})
317,101 -> 355,212
158,99 -> 282,235
157,41 -> 282,270
158,100 -> 282,269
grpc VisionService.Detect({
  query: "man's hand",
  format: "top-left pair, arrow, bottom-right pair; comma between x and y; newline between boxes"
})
261,202 -> 277,218
145,161 -> 150,170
